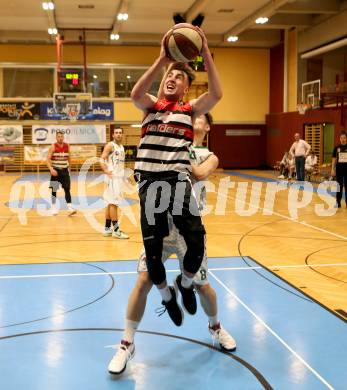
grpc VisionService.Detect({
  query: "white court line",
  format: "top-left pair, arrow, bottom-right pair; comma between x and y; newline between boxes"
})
1,262 -> 346,280
209,270 -> 335,390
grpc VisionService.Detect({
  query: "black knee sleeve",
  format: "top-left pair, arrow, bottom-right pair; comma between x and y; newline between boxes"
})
144,238 -> 166,285
51,191 -> 57,204
182,232 -> 205,274
63,188 -> 72,204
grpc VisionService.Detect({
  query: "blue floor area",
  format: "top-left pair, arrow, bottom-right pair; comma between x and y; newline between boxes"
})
0,257 -> 345,390
224,171 -> 342,198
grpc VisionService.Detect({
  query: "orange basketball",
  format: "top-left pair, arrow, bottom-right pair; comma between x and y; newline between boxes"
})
165,23 -> 203,63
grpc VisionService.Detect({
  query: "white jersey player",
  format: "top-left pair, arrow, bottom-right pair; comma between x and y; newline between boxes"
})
100,127 -> 129,239
108,114 -> 236,376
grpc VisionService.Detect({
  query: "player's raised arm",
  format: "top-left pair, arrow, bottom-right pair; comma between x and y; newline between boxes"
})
190,27 -> 223,117
131,32 -> 172,111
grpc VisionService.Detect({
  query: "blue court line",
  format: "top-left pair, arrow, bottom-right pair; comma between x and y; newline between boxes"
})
14,173 -> 105,183
224,170 -> 342,197
5,196 -> 137,210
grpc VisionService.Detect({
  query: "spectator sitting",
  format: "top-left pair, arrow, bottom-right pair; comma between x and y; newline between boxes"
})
277,151 -> 289,179
288,154 -> 296,179
305,150 -> 318,179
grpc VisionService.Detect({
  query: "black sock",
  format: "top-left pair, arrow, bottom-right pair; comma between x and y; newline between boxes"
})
105,219 -> 111,228
112,220 -> 119,231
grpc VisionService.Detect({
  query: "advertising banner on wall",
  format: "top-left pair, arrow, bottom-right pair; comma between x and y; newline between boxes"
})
0,102 -> 40,120
24,145 -> 50,164
124,145 -> 138,161
0,125 -> 23,144
32,124 -> 106,144
70,145 -> 97,164
0,145 -> 16,164
40,102 -> 114,121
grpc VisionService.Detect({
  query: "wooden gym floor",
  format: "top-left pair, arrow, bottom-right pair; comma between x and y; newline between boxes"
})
0,169 -> 346,322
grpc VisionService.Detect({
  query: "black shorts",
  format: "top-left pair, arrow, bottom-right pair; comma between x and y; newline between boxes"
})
138,171 -> 205,241
49,168 -> 71,191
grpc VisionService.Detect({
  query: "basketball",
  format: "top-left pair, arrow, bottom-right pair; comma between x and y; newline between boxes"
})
165,23 -> 203,62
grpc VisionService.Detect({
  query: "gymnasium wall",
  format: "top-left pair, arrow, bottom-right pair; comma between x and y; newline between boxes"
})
209,124 -> 267,169
0,44 -> 270,124
270,43 -> 284,113
266,108 -> 347,167
287,29 -> 298,112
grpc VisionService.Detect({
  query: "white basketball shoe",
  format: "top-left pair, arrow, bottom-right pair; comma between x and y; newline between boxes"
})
108,341 -> 135,375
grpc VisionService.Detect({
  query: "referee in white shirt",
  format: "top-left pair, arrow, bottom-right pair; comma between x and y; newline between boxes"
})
289,133 -> 311,181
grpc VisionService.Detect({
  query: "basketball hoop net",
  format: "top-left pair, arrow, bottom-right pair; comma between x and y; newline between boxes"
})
66,103 -> 80,121
297,103 -> 312,115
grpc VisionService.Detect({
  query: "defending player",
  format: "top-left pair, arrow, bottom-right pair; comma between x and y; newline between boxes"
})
108,114 -> 236,375
131,27 -> 222,327
46,131 -> 76,216
100,127 -> 129,239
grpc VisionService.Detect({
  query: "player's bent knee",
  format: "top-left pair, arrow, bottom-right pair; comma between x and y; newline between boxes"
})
195,283 -> 215,296
136,272 -> 153,294
144,238 -> 166,285
183,232 -> 205,274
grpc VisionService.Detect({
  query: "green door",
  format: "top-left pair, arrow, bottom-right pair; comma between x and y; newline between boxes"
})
323,123 -> 334,164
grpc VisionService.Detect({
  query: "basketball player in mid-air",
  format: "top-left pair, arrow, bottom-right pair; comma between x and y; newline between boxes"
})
100,127 -> 129,239
46,131 -> 76,216
130,26 -> 222,328
108,114 -> 236,375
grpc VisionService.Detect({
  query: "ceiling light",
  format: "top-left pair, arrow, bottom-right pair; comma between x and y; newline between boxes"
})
227,36 -> 239,42
126,75 -> 131,79
93,75 -> 98,79
42,2 -> 54,10
110,33 -> 120,40
255,17 -> 269,24
117,13 -> 128,21
48,27 -> 57,35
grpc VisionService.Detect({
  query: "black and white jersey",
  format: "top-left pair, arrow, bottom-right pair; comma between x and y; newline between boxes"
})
135,99 -> 194,175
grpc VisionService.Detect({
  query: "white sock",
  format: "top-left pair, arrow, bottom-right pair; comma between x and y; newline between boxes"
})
123,319 -> 139,343
208,315 -> 219,327
181,273 -> 194,289
67,203 -> 73,209
158,285 -> 172,302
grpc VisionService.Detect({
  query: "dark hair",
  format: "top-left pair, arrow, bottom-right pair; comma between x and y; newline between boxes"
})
114,127 -> 123,133
204,112 -> 213,126
168,62 -> 195,86
56,130 -> 64,135
340,131 -> 347,137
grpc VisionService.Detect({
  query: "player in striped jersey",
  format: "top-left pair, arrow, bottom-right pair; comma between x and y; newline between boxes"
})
130,27 -> 222,328
46,131 -> 76,216
100,127 -> 129,239
108,114 -> 236,375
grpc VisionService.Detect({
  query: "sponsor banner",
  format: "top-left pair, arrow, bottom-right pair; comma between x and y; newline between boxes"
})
32,124 -> 106,144
40,102 -> 114,120
124,145 -> 138,161
70,145 -> 97,164
0,102 -> 40,120
0,125 -> 23,144
0,145 -> 16,164
24,145 -> 49,164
